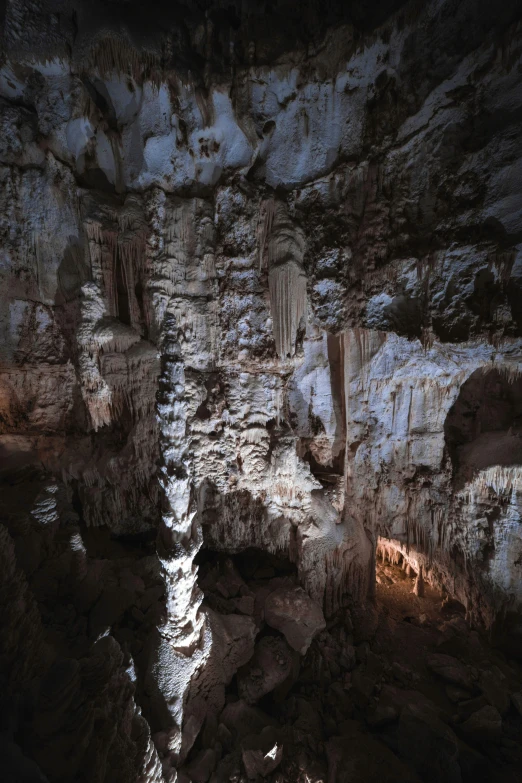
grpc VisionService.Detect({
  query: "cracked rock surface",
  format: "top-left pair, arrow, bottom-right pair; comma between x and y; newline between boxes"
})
1,0 -> 522,781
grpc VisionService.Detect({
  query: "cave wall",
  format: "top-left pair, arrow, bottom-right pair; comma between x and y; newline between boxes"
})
1,0 -> 522,780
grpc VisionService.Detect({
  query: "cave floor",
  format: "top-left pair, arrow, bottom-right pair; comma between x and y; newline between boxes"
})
4,488 -> 522,783
194,554 -> 522,783
336,560 -> 522,783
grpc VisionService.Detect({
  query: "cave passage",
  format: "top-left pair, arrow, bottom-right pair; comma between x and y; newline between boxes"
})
445,369 -> 522,486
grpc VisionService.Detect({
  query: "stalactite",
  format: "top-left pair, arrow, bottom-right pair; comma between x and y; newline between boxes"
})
87,36 -> 160,83
268,261 -> 307,359
460,465 -> 522,503
258,198 -> 275,271
265,201 -> 307,359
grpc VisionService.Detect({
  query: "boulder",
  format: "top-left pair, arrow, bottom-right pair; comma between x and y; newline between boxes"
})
351,669 -> 376,707
326,726 -> 421,783
457,695 -> 489,719
366,702 -> 398,728
391,661 -> 413,685
457,739 -> 491,783
446,685 -> 472,704
461,706 -> 502,743
339,644 -> 357,671
264,586 -> 325,654
216,723 -> 233,752
479,670 -> 510,715
237,636 -> 296,704
242,744 -> 282,780
426,653 -> 474,691
241,727 -> 282,779
207,610 -> 258,685
351,604 -> 379,644
234,595 -> 255,615
220,701 -> 277,743
398,703 -> 462,783
209,752 -> 241,783
379,684 -> 439,717
183,749 -> 217,783
511,690 -> 522,716
291,696 -> 324,740
215,559 -> 248,599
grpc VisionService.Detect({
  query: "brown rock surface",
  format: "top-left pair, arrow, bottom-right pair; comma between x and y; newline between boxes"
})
264,586 -> 326,654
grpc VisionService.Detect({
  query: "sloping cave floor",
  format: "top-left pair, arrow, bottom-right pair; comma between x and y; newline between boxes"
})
188,548 -> 522,783
2,472 -> 522,783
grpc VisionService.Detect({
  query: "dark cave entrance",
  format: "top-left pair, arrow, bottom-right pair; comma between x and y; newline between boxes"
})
444,368 -> 522,486
196,546 -> 297,616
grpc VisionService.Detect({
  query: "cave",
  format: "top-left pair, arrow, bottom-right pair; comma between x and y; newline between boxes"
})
1,1 -> 522,782
445,368 -> 522,486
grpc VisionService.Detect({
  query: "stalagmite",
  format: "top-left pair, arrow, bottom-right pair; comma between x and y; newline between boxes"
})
413,565 -> 425,598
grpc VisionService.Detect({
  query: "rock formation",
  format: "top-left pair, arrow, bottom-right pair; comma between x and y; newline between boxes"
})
1,0 -> 522,781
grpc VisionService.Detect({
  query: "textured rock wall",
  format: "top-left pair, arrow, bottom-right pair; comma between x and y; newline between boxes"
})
1,0 -> 522,780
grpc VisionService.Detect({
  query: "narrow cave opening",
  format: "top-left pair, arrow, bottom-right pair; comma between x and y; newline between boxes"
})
196,546 -> 297,614
444,368 -> 522,486
301,445 -> 345,486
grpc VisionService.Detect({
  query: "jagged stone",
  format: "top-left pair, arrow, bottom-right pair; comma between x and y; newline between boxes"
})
351,669 -> 376,707
511,691 -> 522,717
365,702 -> 398,728
241,727 -> 283,780
183,749 -> 217,783
242,744 -> 282,780
327,726 -> 421,783
339,644 -> 357,672
264,586 -> 326,654
426,654 -> 474,690
479,670 -> 510,716
446,686 -> 472,704
237,636 -> 296,704
209,752 -> 241,783
398,703 -> 462,783
461,706 -> 503,743
219,702 -> 277,744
